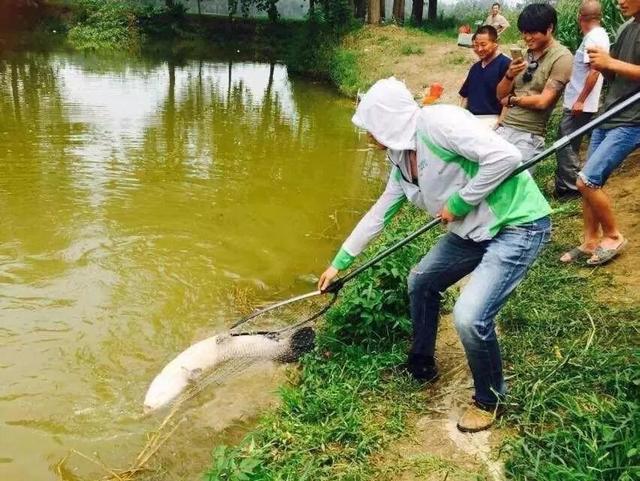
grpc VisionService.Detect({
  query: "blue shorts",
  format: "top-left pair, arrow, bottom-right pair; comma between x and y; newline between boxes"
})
579,126 -> 640,188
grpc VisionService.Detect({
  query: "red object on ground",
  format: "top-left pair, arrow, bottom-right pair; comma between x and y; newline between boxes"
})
423,82 -> 444,105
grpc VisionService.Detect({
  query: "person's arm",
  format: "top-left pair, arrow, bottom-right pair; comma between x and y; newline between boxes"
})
572,69 -> 600,115
459,74 -> 470,109
497,58 -> 526,99
588,46 -> 640,81
428,113 -> 523,221
497,15 -> 510,34
318,165 -> 407,290
572,30 -> 609,114
504,85 -> 562,110
502,53 -> 573,110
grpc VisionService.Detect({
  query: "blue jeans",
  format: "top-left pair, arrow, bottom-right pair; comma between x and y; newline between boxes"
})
407,217 -> 551,405
579,126 -> 640,188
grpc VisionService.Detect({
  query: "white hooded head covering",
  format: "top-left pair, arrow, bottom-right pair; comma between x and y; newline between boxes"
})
352,77 -> 420,151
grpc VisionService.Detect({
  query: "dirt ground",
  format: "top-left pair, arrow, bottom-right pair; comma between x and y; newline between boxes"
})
348,24 -> 640,480
372,316 -> 508,481
588,151 -> 640,304
343,25 -> 476,102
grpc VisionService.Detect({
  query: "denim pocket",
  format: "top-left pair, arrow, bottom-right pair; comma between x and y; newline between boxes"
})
503,216 -> 551,234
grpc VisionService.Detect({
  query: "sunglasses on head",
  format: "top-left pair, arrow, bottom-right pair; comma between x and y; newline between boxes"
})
522,52 -> 539,83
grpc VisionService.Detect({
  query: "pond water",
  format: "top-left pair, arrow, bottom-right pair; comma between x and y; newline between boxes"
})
0,49 -> 386,480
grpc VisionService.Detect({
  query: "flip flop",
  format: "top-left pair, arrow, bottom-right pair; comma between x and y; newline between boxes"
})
560,247 -> 592,264
586,239 -> 628,266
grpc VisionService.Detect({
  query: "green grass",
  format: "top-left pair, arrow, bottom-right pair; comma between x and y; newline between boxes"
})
400,43 -> 424,55
329,48 -> 361,97
500,227 -> 640,480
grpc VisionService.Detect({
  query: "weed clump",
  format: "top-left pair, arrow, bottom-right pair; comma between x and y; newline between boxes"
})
400,44 -> 424,55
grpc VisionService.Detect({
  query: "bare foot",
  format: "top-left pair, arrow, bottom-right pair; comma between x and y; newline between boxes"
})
598,235 -> 625,251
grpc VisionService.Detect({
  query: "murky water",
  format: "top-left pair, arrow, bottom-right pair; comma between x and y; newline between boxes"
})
0,49 -> 386,480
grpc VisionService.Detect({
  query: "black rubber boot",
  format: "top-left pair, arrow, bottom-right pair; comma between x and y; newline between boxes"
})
406,353 -> 439,383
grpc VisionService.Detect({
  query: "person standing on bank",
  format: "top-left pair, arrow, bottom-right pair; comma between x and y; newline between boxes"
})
496,3 -> 573,162
561,0 -> 640,265
318,77 -> 551,433
459,26 -> 511,117
555,0 -> 610,200
485,3 -> 510,36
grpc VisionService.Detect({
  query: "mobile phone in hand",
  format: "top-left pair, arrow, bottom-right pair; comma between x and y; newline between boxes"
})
510,46 -> 524,61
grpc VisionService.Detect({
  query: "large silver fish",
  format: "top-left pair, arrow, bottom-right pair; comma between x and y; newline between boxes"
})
143,327 -> 314,413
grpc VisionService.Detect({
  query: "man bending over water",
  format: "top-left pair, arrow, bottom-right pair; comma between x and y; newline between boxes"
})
318,78 -> 551,432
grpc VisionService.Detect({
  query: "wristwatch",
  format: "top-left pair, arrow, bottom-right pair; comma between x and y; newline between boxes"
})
507,95 -> 518,107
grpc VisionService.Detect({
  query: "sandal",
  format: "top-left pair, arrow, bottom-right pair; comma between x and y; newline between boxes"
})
586,239 -> 628,266
560,247 -> 592,264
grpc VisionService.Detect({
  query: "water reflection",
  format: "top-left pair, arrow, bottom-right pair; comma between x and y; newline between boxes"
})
0,50 -> 386,480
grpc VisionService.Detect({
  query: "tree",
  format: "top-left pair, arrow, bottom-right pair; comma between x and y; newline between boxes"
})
368,0 -> 380,23
354,0 -> 367,20
411,0 -> 423,25
392,0 -> 404,24
427,0 -> 436,21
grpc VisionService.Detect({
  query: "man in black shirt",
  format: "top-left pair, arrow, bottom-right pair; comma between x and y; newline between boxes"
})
459,26 -> 511,117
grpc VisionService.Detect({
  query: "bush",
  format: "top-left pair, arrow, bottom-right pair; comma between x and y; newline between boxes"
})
67,0 -> 142,50
66,0 -> 189,50
329,48 -> 360,96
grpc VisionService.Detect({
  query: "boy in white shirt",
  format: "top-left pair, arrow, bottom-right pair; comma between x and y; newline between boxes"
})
555,0 -> 610,199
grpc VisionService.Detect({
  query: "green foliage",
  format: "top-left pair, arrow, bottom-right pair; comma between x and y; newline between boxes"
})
65,0 -> 190,50
323,208 -> 439,346
318,0 -> 354,34
284,1 -> 355,86
329,48 -> 361,96
400,43 -> 424,55
67,0 -> 141,51
284,18 -> 336,78
422,13 -> 457,35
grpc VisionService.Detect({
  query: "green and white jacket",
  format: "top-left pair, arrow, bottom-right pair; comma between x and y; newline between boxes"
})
332,105 -> 551,270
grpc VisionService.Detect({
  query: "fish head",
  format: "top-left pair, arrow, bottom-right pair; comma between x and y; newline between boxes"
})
143,366 -> 190,414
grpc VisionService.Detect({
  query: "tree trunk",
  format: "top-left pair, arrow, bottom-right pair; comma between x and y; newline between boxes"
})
392,0 -> 404,24
411,0 -> 423,25
355,0 -> 366,20
427,0 -> 436,21
368,0 -> 380,24
380,0 -> 385,21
